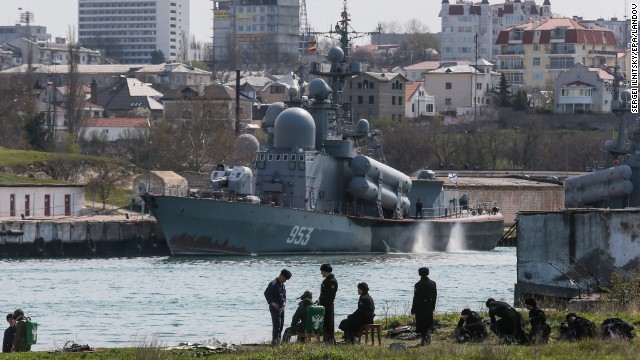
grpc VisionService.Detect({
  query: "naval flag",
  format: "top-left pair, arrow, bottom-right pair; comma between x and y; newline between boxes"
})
448,173 -> 458,184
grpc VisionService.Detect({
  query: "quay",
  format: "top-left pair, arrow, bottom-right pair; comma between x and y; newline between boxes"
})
0,215 -> 169,258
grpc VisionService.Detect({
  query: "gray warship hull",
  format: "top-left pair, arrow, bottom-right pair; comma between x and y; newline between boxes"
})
148,195 -> 504,255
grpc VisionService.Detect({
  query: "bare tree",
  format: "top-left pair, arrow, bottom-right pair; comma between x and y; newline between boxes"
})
86,161 -> 127,211
65,26 -> 86,139
404,19 -> 430,34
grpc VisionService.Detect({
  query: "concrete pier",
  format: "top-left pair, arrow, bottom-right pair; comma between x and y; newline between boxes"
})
0,216 -> 169,257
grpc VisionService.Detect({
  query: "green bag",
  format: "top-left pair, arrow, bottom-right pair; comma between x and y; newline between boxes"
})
25,317 -> 38,345
305,305 -> 325,334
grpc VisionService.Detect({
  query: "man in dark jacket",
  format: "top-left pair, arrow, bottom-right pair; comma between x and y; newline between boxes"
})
282,291 -> 313,343
3,313 -> 15,353
11,309 -> 30,352
338,282 -> 375,343
560,313 -> 596,342
411,267 -> 437,346
455,309 -> 487,342
524,298 -> 550,344
264,269 -> 292,345
486,298 -> 527,344
318,263 -> 338,344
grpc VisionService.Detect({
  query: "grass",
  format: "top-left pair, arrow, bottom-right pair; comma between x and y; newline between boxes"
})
0,310 -> 638,359
0,173 -> 66,185
0,148 -> 89,168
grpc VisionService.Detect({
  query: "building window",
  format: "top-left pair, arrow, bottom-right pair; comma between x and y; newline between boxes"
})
533,73 -> 543,81
533,57 -> 540,66
476,82 -> 482,90
392,96 -> 396,105
369,95 -> 374,104
445,98 -> 452,105
445,82 -> 452,90
533,43 -> 540,51
426,104 -> 434,113
399,96 -> 403,105
357,95 -> 363,104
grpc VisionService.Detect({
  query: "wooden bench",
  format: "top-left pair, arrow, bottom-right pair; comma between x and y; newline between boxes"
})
358,324 -> 382,345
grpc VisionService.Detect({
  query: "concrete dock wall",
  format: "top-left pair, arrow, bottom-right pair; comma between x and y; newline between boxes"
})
0,217 -> 169,257
514,208 -> 640,302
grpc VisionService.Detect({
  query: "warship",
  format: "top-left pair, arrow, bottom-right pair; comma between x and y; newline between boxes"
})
144,1 -> 504,256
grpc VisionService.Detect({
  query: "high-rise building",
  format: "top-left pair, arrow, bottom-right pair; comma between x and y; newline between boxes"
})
439,0 -> 551,62
78,0 -> 191,64
212,0 -> 300,69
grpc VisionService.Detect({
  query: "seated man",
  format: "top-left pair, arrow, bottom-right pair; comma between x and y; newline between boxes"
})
485,298 -> 527,344
338,282 -> 375,343
282,291 -> 313,343
524,298 -> 551,344
560,313 -> 596,342
454,308 -> 487,343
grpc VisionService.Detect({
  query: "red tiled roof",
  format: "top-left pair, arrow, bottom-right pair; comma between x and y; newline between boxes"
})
529,6 -> 539,15
405,82 -> 421,99
523,31 -> 534,44
470,5 -> 481,15
83,118 -> 149,128
496,31 -> 510,45
562,81 -> 594,88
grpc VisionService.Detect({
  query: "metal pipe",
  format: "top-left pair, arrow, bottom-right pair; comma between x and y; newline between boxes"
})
559,258 -> 591,295
547,260 -> 582,299
565,253 -> 602,290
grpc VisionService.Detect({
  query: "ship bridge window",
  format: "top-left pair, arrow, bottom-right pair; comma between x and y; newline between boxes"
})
260,154 -> 265,161
268,154 -> 273,161
298,154 -> 304,161
275,154 -> 281,161
283,154 -> 288,161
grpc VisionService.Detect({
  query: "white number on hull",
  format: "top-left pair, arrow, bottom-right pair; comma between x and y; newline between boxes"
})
286,226 -> 314,245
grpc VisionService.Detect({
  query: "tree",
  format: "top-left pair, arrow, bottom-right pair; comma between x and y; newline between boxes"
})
495,73 -> 511,107
512,89 -> 529,111
65,27 -> 86,139
24,112 -> 49,150
86,161 -> 127,211
150,50 -> 166,64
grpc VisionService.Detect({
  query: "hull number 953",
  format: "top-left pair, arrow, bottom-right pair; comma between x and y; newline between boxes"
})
285,226 -> 314,245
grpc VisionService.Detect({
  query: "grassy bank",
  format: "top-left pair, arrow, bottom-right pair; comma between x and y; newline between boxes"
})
1,310 -> 637,359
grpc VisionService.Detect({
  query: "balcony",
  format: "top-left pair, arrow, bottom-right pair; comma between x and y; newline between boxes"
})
588,50 -> 617,56
499,64 -> 524,70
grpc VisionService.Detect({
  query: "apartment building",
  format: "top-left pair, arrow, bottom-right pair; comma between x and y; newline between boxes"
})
343,72 -> 409,122
78,0 -> 191,64
553,63 -> 615,114
439,0 -> 551,62
212,0 -> 300,68
495,18 -> 618,90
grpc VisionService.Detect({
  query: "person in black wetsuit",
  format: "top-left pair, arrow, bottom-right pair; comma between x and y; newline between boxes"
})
318,263 -> 338,344
560,313 -> 596,342
454,308 -> 487,342
486,298 -> 527,344
338,282 -> 375,343
411,267 -> 437,346
264,269 -> 292,345
524,298 -> 550,344
415,199 -> 423,218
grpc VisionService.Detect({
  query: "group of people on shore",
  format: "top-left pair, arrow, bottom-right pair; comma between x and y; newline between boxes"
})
3,309 -> 31,353
263,265 -> 437,346
455,298 -> 635,345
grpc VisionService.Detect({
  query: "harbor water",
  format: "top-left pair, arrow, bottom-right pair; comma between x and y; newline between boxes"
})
0,249 -> 515,349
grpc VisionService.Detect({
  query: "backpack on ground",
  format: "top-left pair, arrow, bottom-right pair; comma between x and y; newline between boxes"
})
25,317 -> 38,345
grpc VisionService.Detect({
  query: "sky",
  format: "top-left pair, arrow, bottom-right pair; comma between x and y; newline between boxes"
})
2,0 -> 634,44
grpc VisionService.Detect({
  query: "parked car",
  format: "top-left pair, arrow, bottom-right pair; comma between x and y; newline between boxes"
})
417,169 -> 436,180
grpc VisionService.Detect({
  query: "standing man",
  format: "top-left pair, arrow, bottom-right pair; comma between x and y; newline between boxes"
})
318,263 -> 338,344
3,314 -> 15,353
264,269 -> 292,345
415,199 -> 423,219
411,267 -> 437,346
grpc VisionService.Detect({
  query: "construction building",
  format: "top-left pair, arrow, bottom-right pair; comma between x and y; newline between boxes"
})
212,0 -> 300,69
78,0 -> 191,64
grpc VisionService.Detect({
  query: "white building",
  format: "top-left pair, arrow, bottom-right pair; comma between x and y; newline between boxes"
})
78,0 -> 191,64
405,82 -> 436,118
553,63 -> 615,114
439,0 -> 551,62
0,185 -> 85,217
424,62 -> 500,116
80,118 -> 150,142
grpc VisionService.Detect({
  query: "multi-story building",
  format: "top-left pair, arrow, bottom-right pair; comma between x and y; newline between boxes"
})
343,72 -> 409,122
439,0 -> 551,62
423,61 -> 500,116
405,82 -> 436,118
78,0 -> 191,64
576,17 -> 631,50
0,25 -> 49,43
212,0 -> 300,68
495,18 -> 618,90
553,63 -> 615,114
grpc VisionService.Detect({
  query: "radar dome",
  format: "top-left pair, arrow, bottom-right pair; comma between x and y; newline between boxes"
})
262,102 -> 287,129
274,108 -> 316,150
308,78 -> 332,102
604,139 -> 615,151
233,134 -> 260,164
357,119 -> 369,135
327,46 -> 345,63
288,86 -> 299,98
